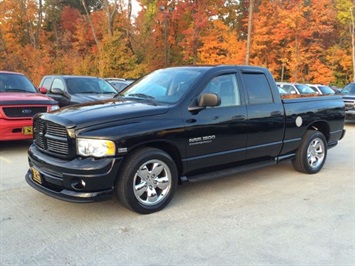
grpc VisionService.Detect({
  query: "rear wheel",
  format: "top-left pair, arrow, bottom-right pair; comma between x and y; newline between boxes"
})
292,130 -> 327,174
115,147 -> 178,214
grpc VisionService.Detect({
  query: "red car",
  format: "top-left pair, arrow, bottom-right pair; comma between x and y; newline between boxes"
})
0,71 -> 59,141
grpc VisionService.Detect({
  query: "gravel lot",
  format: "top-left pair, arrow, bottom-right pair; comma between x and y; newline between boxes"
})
1,122 -> 354,265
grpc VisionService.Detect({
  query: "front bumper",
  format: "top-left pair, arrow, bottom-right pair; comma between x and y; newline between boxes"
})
0,119 -> 33,141
26,144 -> 123,202
345,109 -> 355,120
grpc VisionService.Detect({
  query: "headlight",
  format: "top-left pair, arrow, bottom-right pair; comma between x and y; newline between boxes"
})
77,138 -> 115,157
50,105 -> 60,111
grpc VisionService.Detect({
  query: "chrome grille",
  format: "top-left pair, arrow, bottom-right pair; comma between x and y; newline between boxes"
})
34,118 -> 71,157
344,101 -> 355,110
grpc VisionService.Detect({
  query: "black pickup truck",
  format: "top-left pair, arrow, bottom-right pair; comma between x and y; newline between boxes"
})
25,65 -> 346,214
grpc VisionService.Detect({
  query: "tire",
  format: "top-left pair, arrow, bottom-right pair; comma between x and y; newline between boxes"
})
115,147 -> 178,214
292,130 -> 327,174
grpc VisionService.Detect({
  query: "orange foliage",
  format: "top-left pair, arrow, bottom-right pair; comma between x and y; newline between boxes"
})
0,0 -> 353,86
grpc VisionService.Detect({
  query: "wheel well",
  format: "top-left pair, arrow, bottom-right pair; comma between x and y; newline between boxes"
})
307,121 -> 330,141
126,142 -> 183,177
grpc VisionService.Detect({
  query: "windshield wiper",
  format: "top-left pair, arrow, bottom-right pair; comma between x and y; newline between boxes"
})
4,88 -> 33,93
128,93 -> 156,100
75,91 -> 99,94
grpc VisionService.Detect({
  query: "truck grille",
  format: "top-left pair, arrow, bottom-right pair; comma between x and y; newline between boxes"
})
3,106 -> 47,118
34,118 -> 71,157
344,100 -> 355,110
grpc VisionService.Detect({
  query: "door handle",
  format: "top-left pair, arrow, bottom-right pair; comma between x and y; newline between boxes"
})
270,111 -> 282,117
232,115 -> 246,121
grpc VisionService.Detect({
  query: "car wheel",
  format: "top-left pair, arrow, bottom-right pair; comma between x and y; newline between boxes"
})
292,130 -> 327,174
115,147 -> 178,214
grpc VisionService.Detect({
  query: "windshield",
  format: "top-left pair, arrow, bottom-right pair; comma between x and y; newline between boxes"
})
342,83 -> 355,95
119,68 -> 203,103
66,77 -> 117,94
295,84 -> 315,94
0,73 -> 37,93
318,85 -> 334,94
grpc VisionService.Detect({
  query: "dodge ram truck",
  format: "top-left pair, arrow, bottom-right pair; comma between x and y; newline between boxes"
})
25,65 -> 346,214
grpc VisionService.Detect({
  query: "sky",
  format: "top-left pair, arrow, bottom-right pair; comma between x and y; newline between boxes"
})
131,0 -> 142,16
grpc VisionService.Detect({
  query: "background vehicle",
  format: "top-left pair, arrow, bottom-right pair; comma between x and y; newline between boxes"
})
307,84 -> 335,95
39,75 -> 117,107
0,71 -> 58,141
277,86 -> 288,95
277,82 -> 315,95
105,78 -> 135,92
340,82 -> 355,120
26,65 -> 345,214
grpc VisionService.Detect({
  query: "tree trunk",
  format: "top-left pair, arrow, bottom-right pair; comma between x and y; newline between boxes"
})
81,0 -> 103,75
246,0 -> 253,65
351,6 -> 355,82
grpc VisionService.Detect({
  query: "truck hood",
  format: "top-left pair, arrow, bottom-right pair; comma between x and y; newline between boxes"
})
0,92 -> 57,105
70,93 -> 116,104
44,98 -> 170,128
342,94 -> 355,100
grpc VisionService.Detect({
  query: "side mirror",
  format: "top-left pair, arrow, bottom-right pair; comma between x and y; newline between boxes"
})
188,93 -> 221,112
51,87 -> 69,97
39,87 -> 47,94
198,93 -> 221,107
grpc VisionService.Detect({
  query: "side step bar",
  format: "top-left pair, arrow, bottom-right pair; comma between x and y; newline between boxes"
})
182,160 -> 278,183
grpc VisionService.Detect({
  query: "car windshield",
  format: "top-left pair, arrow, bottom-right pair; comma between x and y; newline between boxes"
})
295,84 -> 315,94
342,84 -> 355,94
118,68 -> 203,103
0,73 -> 37,93
318,85 -> 335,94
108,80 -> 134,92
66,77 -> 117,94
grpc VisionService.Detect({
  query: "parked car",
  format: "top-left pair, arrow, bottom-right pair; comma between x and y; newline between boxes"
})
39,75 -> 117,107
277,86 -> 288,95
105,78 -> 135,92
26,65 -> 345,214
340,82 -> 355,120
0,71 -> 59,141
331,86 -> 343,94
307,84 -> 335,95
277,82 -> 315,95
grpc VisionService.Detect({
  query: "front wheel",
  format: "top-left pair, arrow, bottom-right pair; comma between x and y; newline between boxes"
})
292,130 -> 327,174
115,147 -> 178,214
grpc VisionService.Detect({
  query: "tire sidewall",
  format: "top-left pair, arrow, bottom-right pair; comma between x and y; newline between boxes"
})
301,131 -> 327,174
116,148 -> 178,214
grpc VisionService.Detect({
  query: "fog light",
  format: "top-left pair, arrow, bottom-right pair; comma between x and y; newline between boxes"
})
71,179 -> 86,190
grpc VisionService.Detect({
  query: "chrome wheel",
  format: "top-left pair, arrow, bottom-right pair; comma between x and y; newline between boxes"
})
133,159 -> 172,206
307,137 -> 325,168
292,130 -> 327,174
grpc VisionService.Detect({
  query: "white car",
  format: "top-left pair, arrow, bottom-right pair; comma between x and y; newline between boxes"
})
276,82 -> 315,95
307,84 -> 335,95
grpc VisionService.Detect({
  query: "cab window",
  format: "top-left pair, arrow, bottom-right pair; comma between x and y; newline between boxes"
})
202,74 -> 241,107
51,79 -> 65,92
242,73 -> 273,104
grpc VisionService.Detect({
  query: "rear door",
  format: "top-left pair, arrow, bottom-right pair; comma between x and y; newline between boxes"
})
240,69 -> 285,160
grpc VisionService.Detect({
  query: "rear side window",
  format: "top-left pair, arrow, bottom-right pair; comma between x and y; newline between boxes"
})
51,79 -> 65,92
42,78 -> 53,90
242,73 -> 273,104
